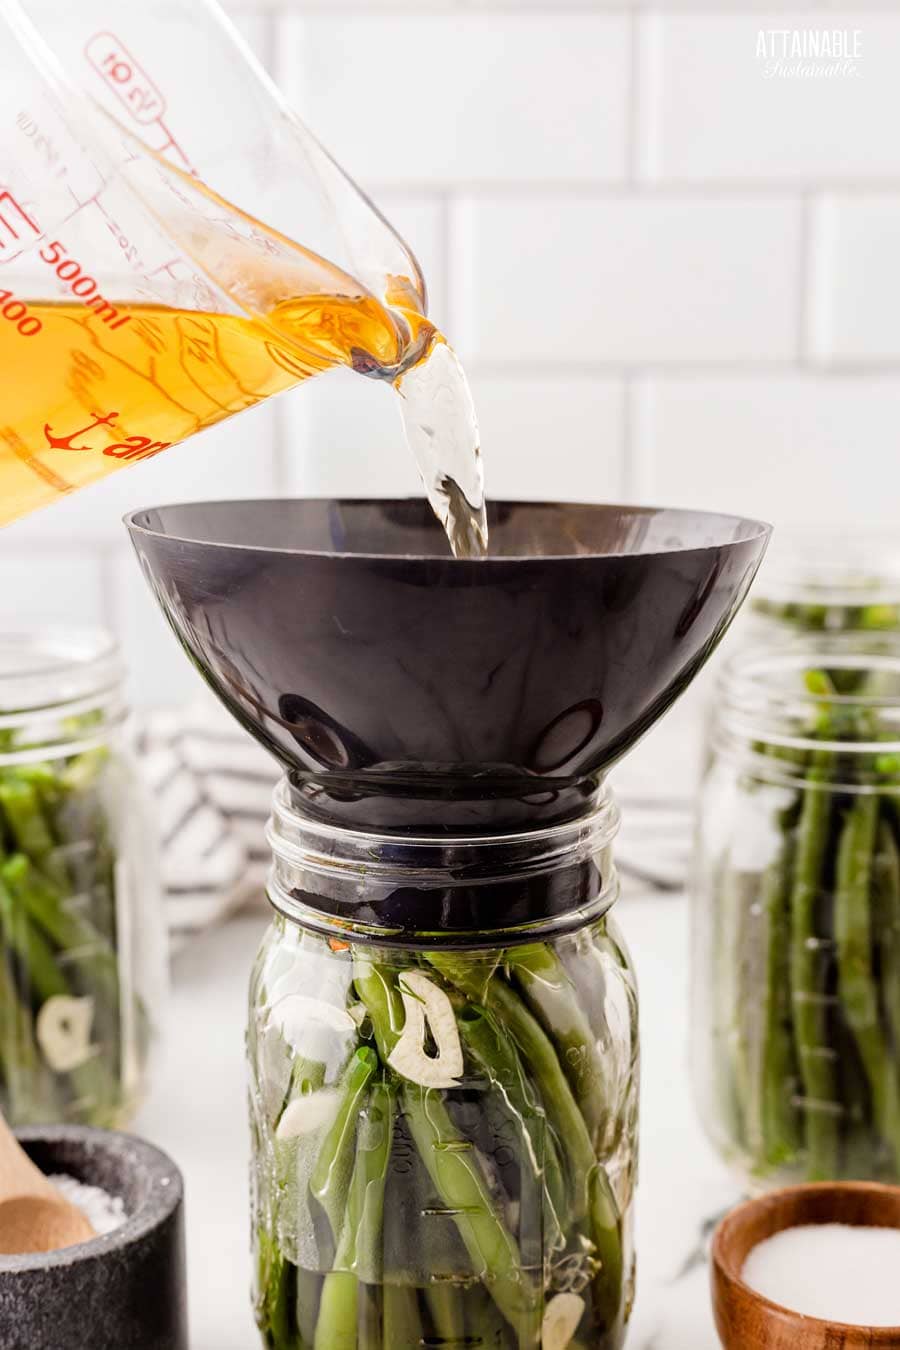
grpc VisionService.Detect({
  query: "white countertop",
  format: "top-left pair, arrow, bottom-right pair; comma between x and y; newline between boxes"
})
136,885 -> 738,1350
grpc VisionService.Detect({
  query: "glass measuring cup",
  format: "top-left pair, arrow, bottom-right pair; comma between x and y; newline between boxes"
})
0,0 -> 484,549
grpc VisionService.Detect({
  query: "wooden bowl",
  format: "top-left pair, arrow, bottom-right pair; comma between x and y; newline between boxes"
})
711,1182 -> 900,1349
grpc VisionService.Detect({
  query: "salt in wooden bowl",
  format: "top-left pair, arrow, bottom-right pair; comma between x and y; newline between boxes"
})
711,1181 -> 900,1349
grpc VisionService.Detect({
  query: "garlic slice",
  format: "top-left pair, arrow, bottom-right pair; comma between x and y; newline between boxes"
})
36,996 -> 96,1073
276,1088 -> 342,1141
387,971 -> 464,1090
272,994 -> 357,1044
542,1293 -> 585,1350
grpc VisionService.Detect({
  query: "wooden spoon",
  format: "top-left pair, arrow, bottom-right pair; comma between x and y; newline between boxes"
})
0,1114 -> 95,1255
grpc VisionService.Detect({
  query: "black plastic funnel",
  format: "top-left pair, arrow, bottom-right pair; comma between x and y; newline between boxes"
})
126,499 -> 769,831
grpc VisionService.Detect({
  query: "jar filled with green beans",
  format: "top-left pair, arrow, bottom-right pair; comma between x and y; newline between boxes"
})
750,529 -> 900,636
691,636 -> 900,1189
249,779 -> 638,1350
0,631 -> 164,1128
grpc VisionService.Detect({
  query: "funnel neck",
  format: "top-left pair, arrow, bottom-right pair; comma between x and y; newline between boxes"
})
126,498 -> 771,833
266,777 -> 620,947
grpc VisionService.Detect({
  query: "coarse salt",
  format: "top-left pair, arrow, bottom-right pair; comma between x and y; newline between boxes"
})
48,1174 -> 126,1238
742,1224 -> 900,1327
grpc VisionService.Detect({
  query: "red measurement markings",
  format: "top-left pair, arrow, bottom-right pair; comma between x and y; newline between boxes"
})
39,240 -> 131,330
0,191 -> 39,262
15,113 -> 67,179
88,194 -> 211,322
85,33 -> 165,126
0,290 -> 42,338
85,33 -> 196,175
43,410 -> 171,462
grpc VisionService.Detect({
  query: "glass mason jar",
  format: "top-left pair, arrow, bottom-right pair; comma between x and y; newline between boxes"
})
750,529 -> 900,636
0,630 -> 164,1128
249,779 -> 638,1350
692,636 -> 900,1189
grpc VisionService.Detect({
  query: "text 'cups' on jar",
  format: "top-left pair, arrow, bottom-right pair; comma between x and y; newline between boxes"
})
0,630 -> 165,1129
248,781 -> 639,1350
691,634 -> 900,1191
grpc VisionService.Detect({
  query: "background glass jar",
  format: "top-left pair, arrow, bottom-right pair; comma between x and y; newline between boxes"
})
249,780 -> 638,1350
692,636 -> 900,1190
0,630 -> 164,1128
750,528 -> 900,636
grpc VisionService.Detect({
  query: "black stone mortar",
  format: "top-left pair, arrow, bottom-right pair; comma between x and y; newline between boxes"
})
0,1126 -> 188,1350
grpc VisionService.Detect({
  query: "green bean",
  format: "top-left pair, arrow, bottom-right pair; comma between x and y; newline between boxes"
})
587,1163 -> 625,1344
835,795 -> 900,1170
0,728 -> 148,1131
310,1046 -> 378,1242
314,1078 -> 394,1350
404,1088 -> 538,1340
279,1056 -> 327,1121
357,1285 -> 381,1350
382,1284 -> 422,1349
2,851 -> 133,1080
428,955 -> 595,1202
352,957 -> 404,1057
463,1284 -> 513,1348
506,943 -> 610,1149
873,815 -> 900,1058
424,1282 -> 467,1346
0,875 -> 68,1003
1,855 -> 122,1010
0,779 -> 62,882
259,1234 -> 296,1350
265,1048 -> 326,1337
760,836 -> 802,1168
354,958 -> 538,1341
314,1270 -> 357,1350
296,1268 -> 324,1350
832,1012 -> 875,1180
0,937 -> 56,1119
789,753 -> 840,1180
350,1080 -> 395,1285
428,954 -> 624,1340
726,869 -> 767,1164
457,1002 -> 567,1242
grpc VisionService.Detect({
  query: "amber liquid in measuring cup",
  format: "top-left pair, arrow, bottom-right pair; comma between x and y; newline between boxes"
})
0,292 -> 424,505
0,179 -> 486,557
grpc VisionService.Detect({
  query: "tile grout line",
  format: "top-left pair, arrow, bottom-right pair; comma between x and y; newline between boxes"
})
230,3 -> 827,14
462,358 -> 900,377
361,180 -> 900,199
625,11 -> 641,185
436,191 -> 453,329
795,190 -> 812,363
621,374 -> 638,500
260,7 -> 279,74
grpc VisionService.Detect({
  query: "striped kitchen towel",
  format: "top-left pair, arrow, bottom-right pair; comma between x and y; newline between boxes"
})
137,700 -> 278,947
139,690 -> 698,950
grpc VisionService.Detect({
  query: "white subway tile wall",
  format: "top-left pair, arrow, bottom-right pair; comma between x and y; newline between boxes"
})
638,15 -> 900,182
3,4 -> 896,707
633,375 -> 900,524
280,15 -> 630,186
809,195 -> 900,362
449,196 -> 802,363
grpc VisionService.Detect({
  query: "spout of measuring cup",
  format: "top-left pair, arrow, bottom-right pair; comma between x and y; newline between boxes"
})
126,499 -> 770,832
